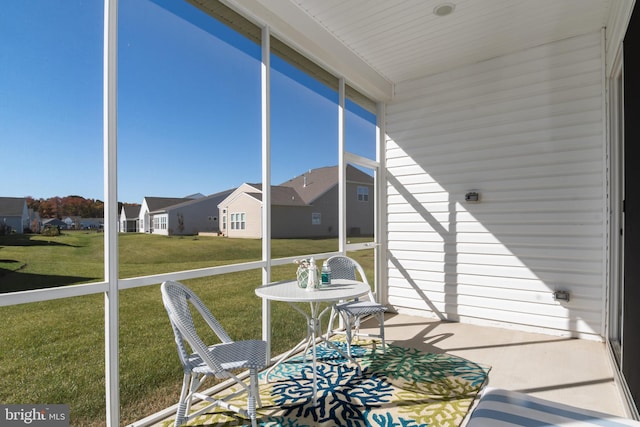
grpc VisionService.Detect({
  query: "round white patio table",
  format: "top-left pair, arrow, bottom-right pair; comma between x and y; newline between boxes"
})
255,278 -> 370,405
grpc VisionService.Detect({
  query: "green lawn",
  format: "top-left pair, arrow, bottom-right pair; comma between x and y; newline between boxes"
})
0,232 -> 373,426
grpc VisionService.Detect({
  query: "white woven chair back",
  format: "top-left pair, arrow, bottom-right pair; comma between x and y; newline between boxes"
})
327,257 -> 367,282
326,256 -> 373,300
161,280 -> 232,375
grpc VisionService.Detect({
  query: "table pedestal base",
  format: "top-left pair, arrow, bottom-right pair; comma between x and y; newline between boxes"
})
264,301 -> 361,405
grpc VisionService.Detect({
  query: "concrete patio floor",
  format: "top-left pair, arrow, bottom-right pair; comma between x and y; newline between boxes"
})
361,313 -> 627,418
141,313 -> 629,426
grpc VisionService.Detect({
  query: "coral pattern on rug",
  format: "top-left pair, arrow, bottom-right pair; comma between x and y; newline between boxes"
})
162,339 -> 490,427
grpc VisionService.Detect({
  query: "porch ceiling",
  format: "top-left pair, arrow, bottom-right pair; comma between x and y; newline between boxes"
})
226,0 -> 614,101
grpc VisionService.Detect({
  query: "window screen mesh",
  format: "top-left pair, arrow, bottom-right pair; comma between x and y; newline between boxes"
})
186,0 -> 376,113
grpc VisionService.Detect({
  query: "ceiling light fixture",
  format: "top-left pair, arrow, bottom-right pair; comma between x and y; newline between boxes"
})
433,2 -> 455,17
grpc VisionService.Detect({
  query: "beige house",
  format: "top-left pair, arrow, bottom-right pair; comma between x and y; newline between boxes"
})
218,165 -> 374,238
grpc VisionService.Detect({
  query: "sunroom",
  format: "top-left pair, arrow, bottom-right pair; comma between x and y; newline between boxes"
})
2,0 -> 640,426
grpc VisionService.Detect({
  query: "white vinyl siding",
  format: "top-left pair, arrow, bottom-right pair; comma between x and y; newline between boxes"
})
385,32 -> 605,339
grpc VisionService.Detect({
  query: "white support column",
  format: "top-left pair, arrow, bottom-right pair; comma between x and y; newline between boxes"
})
261,25 -> 272,358
338,78 -> 346,254
103,0 -> 119,426
376,102 -> 388,306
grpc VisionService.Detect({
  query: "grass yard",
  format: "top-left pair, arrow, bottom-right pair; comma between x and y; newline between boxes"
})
0,231 -> 374,426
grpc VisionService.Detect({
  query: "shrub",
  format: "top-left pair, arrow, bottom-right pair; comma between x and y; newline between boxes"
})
41,225 -> 62,236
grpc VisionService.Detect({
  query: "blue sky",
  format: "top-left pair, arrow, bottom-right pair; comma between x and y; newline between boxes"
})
0,0 -> 375,204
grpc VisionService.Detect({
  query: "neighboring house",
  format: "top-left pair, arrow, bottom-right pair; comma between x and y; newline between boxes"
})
138,197 -> 194,234
119,205 -> 141,233
218,165 -> 374,239
0,197 -> 29,234
62,216 -> 79,229
218,183 -> 285,239
80,218 -> 103,230
57,216 -> 103,230
148,189 -> 234,236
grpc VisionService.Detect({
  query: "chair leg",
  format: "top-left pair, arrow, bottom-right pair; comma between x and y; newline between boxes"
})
251,367 -> 261,409
174,373 -> 191,427
378,313 -> 386,354
343,314 -> 353,357
354,316 -> 362,339
248,368 -> 258,427
325,306 -> 337,340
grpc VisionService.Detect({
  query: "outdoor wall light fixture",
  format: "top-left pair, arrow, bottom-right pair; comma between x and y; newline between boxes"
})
465,191 -> 479,202
553,290 -> 570,302
433,2 -> 455,17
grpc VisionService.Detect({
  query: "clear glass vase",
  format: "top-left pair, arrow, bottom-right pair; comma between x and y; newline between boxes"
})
296,266 -> 308,288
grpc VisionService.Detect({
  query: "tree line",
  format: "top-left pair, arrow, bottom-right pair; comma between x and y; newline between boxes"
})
27,196 -> 108,219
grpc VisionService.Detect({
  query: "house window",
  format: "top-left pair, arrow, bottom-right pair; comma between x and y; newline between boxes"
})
231,212 -> 245,230
153,216 -> 167,230
312,212 -> 321,225
357,186 -> 369,202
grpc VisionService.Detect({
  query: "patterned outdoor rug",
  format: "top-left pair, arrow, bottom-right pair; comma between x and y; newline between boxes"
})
164,339 -> 490,427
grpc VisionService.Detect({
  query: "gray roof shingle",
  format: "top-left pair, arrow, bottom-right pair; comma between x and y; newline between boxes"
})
122,205 -> 141,218
0,197 -> 27,216
279,165 -> 373,204
144,197 -> 193,212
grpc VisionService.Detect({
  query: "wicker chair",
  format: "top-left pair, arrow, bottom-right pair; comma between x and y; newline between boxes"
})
160,280 -> 266,427
325,256 -> 387,355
